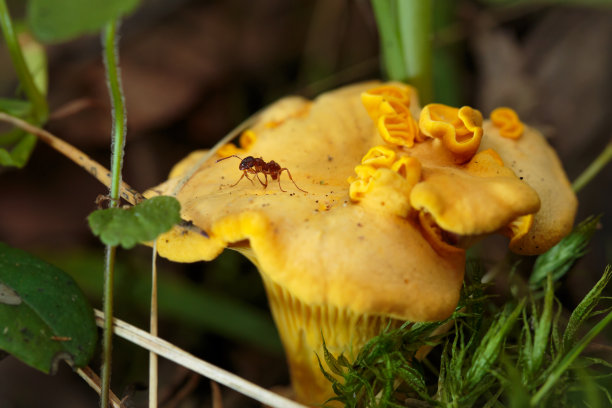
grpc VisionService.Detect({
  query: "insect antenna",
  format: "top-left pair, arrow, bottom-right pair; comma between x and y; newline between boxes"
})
216,154 -> 243,163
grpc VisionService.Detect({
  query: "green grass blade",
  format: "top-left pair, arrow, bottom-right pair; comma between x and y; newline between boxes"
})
397,0 -> 433,103
563,265 -> 612,352
466,301 -> 524,387
371,0 -> 405,81
572,142 -> 612,193
531,307 -> 612,406
530,216 -> 600,289
530,274 -> 555,377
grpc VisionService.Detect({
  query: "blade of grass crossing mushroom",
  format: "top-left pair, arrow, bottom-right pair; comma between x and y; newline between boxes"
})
93,309 -> 308,408
169,109 -> 261,197
149,242 -> 158,408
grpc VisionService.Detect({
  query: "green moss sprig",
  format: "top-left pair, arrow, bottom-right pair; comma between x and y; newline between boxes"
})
320,223 -> 611,407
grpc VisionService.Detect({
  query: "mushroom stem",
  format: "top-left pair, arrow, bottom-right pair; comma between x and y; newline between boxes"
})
260,273 -> 401,405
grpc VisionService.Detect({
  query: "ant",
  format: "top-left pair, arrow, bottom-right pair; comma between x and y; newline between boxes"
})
216,155 -> 308,193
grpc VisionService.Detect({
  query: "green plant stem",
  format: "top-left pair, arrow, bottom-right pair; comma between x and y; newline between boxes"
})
0,0 -> 48,122
530,305 -> 612,406
397,0 -> 433,104
101,19 -> 127,408
371,0 -> 434,103
103,20 -> 127,208
371,0 -> 404,82
572,141 -> 612,193
101,246 -> 116,408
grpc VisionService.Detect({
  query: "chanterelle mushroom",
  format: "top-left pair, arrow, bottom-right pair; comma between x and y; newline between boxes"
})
145,82 -> 576,405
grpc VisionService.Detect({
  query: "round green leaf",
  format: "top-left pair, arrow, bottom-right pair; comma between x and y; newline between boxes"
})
27,0 -> 141,43
88,195 -> 182,249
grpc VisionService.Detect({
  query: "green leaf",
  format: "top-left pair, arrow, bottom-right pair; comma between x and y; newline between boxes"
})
530,216 -> 600,289
18,28 -> 48,96
0,131 -> 36,168
0,98 -> 32,116
27,0 -> 140,43
0,100 -> 38,169
0,27 -> 45,169
88,195 -> 181,249
44,249 -> 283,354
0,242 -> 97,374
0,0 -> 48,122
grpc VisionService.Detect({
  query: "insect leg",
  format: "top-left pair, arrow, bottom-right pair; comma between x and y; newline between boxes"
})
229,171 -> 248,187
279,168 -> 307,193
256,172 -> 269,189
244,171 -> 255,184
276,173 -> 286,192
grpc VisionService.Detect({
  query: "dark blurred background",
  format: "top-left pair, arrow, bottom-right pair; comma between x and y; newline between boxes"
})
0,0 -> 610,407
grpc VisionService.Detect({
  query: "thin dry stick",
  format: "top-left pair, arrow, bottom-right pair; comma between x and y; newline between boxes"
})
0,112 -> 208,239
48,98 -> 98,121
149,242 -> 159,408
0,112 -> 143,205
162,371 -> 199,408
75,366 -> 124,408
93,309 -> 308,408
211,381 -> 223,408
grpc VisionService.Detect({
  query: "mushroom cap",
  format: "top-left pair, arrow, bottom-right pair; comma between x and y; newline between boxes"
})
150,82 -> 465,323
408,146 -> 541,236
480,121 -> 577,254
148,81 -> 578,321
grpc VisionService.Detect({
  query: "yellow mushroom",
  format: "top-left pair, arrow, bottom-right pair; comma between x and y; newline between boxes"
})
409,148 -> 541,237
145,81 -> 576,405
480,116 -> 577,254
419,104 -> 484,163
490,107 -> 524,139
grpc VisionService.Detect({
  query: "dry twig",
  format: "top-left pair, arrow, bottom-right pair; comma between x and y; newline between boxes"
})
93,309 -> 307,408
75,366 -> 125,408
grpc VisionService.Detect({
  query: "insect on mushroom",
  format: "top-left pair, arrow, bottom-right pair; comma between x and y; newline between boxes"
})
216,155 -> 308,193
